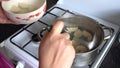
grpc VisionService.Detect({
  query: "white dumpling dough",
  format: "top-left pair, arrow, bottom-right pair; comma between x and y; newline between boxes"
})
10,3 -> 38,14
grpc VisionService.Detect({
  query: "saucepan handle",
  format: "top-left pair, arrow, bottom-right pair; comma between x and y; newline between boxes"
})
100,24 -> 113,40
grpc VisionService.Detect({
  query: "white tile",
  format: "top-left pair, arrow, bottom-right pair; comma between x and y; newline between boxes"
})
50,8 -> 65,16
27,22 -> 47,34
11,31 -> 33,47
24,42 -> 40,58
40,14 -> 57,25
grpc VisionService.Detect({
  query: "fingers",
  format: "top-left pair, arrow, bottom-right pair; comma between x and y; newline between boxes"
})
0,5 -> 18,24
50,21 -> 64,35
0,17 -> 18,24
61,33 -> 70,40
49,21 -> 71,40
0,17 -> 10,23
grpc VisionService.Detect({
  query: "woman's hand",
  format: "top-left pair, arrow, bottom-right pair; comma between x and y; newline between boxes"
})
0,0 -> 16,24
39,21 -> 75,68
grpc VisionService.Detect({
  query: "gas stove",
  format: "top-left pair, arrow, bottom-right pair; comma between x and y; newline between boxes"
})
1,0 -> 120,68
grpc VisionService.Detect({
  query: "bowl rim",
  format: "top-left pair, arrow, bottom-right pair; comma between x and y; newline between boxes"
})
1,0 -> 46,15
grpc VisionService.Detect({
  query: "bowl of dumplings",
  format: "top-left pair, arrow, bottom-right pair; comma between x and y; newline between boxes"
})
1,0 -> 46,24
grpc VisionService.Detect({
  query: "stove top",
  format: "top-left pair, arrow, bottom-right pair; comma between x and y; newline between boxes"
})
3,6 -> 119,68
0,6 -> 119,68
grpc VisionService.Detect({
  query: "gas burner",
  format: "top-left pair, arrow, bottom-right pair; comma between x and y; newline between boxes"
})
32,34 -> 40,42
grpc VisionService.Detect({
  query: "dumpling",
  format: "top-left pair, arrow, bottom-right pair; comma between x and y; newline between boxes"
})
10,3 -> 38,14
66,27 -> 78,33
75,45 -> 89,53
74,29 -> 83,38
82,30 -> 92,41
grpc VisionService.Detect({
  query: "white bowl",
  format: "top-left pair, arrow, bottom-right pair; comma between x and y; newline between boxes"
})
2,0 -> 46,24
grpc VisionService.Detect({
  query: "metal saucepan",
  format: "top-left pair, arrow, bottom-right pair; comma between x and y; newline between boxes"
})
38,14 -> 113,67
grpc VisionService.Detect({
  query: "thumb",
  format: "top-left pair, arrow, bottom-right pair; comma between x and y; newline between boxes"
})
50,21 -> 64,35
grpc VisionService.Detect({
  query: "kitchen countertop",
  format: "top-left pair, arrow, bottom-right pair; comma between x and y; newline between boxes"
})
0,0 -> 58,43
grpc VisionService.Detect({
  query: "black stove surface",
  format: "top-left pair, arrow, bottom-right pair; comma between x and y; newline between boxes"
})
100,33 -> 120,68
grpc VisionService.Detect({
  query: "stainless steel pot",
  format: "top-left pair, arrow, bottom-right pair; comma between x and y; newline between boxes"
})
57,14 -> 112,67
38,14 -> 113,67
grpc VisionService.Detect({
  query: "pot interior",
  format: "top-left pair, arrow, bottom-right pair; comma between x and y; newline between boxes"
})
57,15 -> 104,53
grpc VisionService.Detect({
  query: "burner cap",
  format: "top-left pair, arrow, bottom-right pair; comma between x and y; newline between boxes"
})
32,34 -> 40,42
